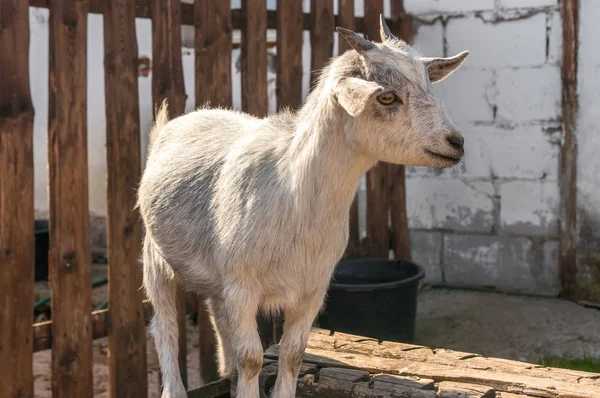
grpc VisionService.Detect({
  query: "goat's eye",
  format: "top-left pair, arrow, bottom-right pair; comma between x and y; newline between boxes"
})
377,92 -> 398,105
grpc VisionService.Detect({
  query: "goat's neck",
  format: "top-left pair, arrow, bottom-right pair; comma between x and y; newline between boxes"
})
287,92 -> 373,220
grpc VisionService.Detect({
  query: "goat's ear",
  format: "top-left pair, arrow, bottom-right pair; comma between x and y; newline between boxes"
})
421,51 -> 469,83
334,77 -> 382,117
336,27 -> 377,54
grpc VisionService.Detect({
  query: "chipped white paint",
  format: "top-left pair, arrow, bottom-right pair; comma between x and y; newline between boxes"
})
406,178 -> 495,232
495,66 -> 562,123
500,180 -> 560,236
446,13 -> 548,68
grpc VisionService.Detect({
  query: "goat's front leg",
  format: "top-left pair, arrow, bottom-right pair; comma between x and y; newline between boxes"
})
218,287 -> 263,398
270,294 -> 324,398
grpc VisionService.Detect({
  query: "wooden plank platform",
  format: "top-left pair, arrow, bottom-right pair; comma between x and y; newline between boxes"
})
189,328 -> 600,398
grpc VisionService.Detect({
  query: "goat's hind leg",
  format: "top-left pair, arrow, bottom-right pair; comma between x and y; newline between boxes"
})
143,235 -> 187,398
216,286 -> 264,398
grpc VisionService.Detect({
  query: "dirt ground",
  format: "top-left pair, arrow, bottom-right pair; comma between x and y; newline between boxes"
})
415,286 -> 600,364
32,265 -> 600,396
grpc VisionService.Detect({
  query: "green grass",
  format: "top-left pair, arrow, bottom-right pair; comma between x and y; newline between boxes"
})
537,355 -> 600,373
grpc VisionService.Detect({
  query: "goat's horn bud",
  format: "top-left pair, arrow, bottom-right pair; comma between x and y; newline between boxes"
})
379,14 -> 395,42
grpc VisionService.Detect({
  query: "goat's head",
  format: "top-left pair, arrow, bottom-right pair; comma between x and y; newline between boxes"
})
329,15 -> 469,168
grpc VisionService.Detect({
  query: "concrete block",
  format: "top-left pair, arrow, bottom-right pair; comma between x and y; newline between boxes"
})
446,13 -> 547,67
413,20 -> 444,57
406,123 -> 560,182
496,66 -> 561,123
499,0 -> 557,8
579,0 -> 600,66
409,230 -> 443,284
444,234 -> 560,295
433,68 -> 496,124
406,178 -> 495,233
547,10 -> 562,64
405,0 -> 495,14
542,240 -> 561,292
470,124 -> 560,180
500,180 -> 560,236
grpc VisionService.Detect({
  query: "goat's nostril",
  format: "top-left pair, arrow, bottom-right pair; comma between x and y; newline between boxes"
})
447,134 -> 464,150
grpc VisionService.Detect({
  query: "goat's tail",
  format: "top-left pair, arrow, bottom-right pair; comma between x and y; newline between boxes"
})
148,99 -> 170,153
142,233 -> 186,397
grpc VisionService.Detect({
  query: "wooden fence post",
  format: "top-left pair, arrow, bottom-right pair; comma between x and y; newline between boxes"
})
47,0 -> 93,395
389,0 -> 413,261
363,0 -> 390,258
194,0 -> 233,384
337,0 -> 361,258
276,0 -> 303,110
0,1 -> 35,396
152,0 -> 190,389
104,0 -> 148,396
559,0 -> 579,300
241,0 -> 268,117
195,0 -> 232,108
310,0 -> 334,88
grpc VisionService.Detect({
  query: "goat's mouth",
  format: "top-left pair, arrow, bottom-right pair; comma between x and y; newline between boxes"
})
424,149 -> 462,165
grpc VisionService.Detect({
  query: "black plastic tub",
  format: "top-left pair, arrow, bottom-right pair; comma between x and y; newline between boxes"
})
35,219 -> 49,281
316,258 -> 425,343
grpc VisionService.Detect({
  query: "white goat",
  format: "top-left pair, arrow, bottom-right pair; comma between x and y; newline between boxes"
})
138,16 -> 468,398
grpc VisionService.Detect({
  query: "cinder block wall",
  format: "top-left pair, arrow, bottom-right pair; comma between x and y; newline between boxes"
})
405,0 -> 562,295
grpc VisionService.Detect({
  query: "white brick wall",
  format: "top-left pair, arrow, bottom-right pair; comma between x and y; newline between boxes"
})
446,13 -> 548,68
499,180 -> 560,236
495,66 -> 561,123
408,0 -> 563,294
405,0 -> 495,14
499,0 -> 557,8
406,178 -> 495,232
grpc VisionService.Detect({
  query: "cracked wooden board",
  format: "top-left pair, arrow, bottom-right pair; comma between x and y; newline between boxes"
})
188,328 -> 600,397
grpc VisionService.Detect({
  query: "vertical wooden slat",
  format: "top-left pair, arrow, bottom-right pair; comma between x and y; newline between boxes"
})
194,0 -> 232,384
0,1 -> 35,396
310,0 -> 334,88
197,296 -> 219,385
389,0 -> 412,261
104,0 -> 148,396
48,0 -> 93,395
241,0 -> 268,117
560,0 -> 579,300
195,0 -> 232,108
338,0 -> 360,257
363,0 -> 390,258
151,0 -> 189,388
276,0 -> 303,110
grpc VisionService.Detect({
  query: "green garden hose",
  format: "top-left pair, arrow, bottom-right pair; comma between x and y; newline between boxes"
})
33,277 -> 108,311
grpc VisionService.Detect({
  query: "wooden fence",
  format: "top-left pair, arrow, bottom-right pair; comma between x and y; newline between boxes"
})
0,0 -> 412,396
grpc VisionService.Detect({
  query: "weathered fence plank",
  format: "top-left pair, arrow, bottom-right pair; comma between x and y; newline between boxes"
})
310,0 -> 334,88
363,0 -> 390,258
337,0 -> 361,258
559,0 -> 579,300
152,0 -> 186,117
194,0 -> 233,383
241,0 -> 268,117
104,0 -> 148,396
197,296 -> 219,385
0,1 -> 35,396
195,0 -> 232,108
33,300 -> 153,352
389,0 -> 412,261
276,0 -> 303,110
30,0 -> 398,34
47,0 -> 93,395
151,0 -> 189,388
